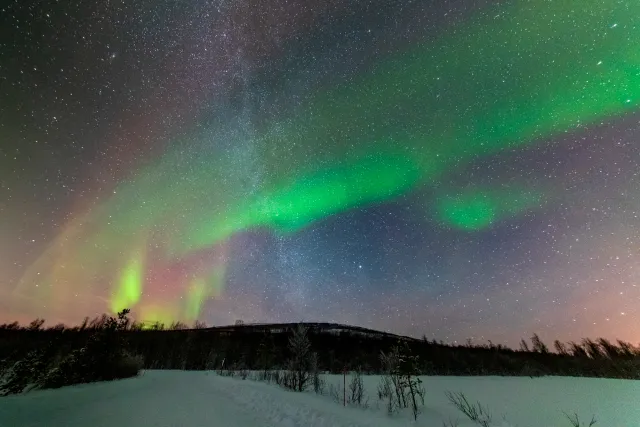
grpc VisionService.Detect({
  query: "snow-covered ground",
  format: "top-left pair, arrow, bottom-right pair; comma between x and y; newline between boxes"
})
1,371 -> 639,426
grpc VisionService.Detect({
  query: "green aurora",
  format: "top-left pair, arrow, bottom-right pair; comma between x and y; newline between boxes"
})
16,0 -> 640,320
436,186 -> 545,231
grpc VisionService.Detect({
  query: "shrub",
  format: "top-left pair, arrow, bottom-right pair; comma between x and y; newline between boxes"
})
379,343 -> 425,419
348,369 -> 366,406
445,392 -> 492,427
38,309 -> 141,390
1,351 -> 45,395
114,353 -> 144,379
377,374 -> 395,413
564,412 -> 597,427
328,383 -> 342,403
42,335 -> 140,388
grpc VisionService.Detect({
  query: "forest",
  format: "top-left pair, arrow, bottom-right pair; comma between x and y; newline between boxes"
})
2,309 -> 640,396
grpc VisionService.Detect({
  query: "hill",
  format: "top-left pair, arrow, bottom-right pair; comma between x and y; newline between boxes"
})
2,318 -> 640,379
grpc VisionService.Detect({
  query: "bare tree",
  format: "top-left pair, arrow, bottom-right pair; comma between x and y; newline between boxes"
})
286,324 -> 313,392
379,343 -> 424,419
554,340 -> 568,355
348,369 -> 365,405
616,340 -> 636,358
399,343 -> 425,420
380,346 -> 405,410
582,339 -> 604,359
169,321 -> 188,330
193,320 -> 207,329
568,341 -> 588,358
596,338 -> 620,359
531,333 -> 549,354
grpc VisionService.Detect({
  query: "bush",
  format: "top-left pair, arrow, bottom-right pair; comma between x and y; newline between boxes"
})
445,392 -> 492,427
114,353 -> 144,379
41,324 -> 141,389
1,309 -> 141,394
1,351 -> 45,395
348,370 -> 366,406
377,374 -> 395,413
328,383 -> 342,403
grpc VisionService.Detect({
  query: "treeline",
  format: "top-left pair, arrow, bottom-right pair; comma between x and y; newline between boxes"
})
2,313 -> 640,391
0,310 -> 141,396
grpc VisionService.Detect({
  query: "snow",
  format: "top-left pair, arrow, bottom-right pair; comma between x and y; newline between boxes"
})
1,371 -> 639,426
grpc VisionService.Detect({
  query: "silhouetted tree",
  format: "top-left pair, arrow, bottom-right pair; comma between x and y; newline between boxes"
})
582,339 -> 604,359
531,333 -> 549,354
569,341 -> 588,358
597,338 -> 620,359
169,321 -> 188,330
28,318 -> 45,331
193,320 -> 207,329
49,323 -> 66,331
616,340 -> 636,358
554,340 -> 568,355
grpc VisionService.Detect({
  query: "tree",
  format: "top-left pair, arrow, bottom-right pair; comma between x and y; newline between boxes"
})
286,324 -> 313,392
597,338 -> 621,359
582,339 -> 604,359
616,340 -> 636,358
380,346 -> 404,413
79,317 -> 89,330
169,321 -> 188,330
1,321 -> 20,330
258,332 -> 276,380
49,323 -> 66,331
34,309 -> 140,391
379,342 -> 425,419
554,340 -> 568,355
531,333 -> 549,354
28,318 -> 45,331
398,343 -> 425,420
568,341 -> 588,358
193,320 -> 207,329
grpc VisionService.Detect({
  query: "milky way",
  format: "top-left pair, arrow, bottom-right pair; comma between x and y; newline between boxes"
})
1,0 -> 639,346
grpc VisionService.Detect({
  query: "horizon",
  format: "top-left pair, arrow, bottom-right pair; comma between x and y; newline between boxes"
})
2,0 -> 640,348
3,313 -> 639,351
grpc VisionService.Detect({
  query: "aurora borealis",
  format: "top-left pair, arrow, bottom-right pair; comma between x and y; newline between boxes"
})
2,0 -> 640,346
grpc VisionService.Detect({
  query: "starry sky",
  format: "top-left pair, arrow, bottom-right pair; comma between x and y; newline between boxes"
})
1,0 -> 639,346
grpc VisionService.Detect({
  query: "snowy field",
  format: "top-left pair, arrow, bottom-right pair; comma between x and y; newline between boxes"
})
1,371 -> 639,426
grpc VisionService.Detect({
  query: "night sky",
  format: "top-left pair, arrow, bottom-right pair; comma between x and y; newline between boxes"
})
1,0 -> 639,346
